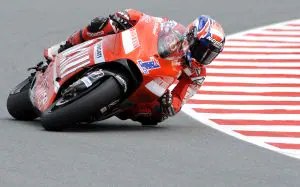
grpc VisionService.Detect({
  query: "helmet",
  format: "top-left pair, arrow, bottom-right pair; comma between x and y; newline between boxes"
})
186,15 -> 225,65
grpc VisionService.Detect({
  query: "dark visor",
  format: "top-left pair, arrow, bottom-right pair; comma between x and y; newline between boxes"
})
190,39 -> 220,65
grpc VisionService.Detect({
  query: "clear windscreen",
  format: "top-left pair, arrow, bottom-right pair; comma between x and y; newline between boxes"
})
157,23 -> 185,59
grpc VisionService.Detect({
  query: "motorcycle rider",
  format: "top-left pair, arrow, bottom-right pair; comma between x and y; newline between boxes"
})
44,9 -> 225,125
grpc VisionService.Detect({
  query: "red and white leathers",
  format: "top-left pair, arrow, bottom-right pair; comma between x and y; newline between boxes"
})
44,9 -> 207,123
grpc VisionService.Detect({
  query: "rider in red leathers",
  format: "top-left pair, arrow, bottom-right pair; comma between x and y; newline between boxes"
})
44,9 -> 225,125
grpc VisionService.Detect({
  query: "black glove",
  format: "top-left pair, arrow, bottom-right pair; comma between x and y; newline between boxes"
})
58,40 -> 73,53
109,11 -> 133,31
87,17 -> 109,32
160,90 -> 176,117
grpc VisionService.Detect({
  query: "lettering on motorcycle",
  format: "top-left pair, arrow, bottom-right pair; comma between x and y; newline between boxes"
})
32,73 -> 50,109
153,21 -> 160,34
137,57 -> 161,74
145,77 -> 169,97
122,28 -> 140,54
115,75 -> 127,93
94,42 -> 105,64
130,29 -> 140,49
108,99 -> 120,108
142,15 -> 151,23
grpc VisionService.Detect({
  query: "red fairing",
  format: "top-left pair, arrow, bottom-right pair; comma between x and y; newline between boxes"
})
42,10 -> 208,122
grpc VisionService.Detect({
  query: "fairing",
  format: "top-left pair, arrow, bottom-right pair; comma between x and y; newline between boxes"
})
31,14 -> 183,112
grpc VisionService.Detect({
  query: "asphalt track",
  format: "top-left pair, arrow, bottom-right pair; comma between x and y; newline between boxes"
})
1,0 -> 300,186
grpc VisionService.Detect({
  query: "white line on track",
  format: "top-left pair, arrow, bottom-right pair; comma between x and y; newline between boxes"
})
249,137 -> 300,144
221,125 -> 300,132
200,86 -> 300,92
183,19 -> 300,158
185,104 -> 300,110
223,48 -> 300,52
228,36 -> 300,42
207,68 -> 300,75
211,62 -> 300,67
225,41 -> 300,46
206,76 -> 300,84
218,54 -> 300,59
192,94 -> 300,101
201,113 -> 300,120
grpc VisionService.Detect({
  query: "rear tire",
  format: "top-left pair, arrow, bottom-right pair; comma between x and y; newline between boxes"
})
41,77 -> 122,131
7,77 -> 38,120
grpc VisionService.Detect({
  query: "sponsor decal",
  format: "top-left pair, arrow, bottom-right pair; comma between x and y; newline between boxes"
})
137,57 -> 161,74
81,77 -> 93,87
87,31 -> 104,38
100,107 -> 107,113
108,99 -> 120,108
32,72 -> 50,109
142,15 -> 151,23
94,42 -> 105,64
145,77 -> 169,97
116,75 -> 127,93
207,36 -> 223,49
153,21 -> 160,34
122,28 -> 140,54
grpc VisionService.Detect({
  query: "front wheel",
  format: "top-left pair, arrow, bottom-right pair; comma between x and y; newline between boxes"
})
7,77 -> 38,120
41,77 -> 123,131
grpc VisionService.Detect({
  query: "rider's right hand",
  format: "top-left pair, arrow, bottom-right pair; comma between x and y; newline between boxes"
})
109,11 -> 133,31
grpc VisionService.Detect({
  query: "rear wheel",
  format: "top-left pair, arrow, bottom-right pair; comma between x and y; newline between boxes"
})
41,77 -> 123,131
7,77 -> 38,120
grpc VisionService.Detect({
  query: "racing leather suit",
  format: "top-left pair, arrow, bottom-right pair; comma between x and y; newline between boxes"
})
44,9 -> 207,123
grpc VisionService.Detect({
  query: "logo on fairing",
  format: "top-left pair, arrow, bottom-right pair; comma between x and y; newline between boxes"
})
94,42 -> 105,64
122,28 -> 140,54
137,57 -> 161,74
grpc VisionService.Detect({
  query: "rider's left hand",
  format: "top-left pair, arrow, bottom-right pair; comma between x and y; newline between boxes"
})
160,90 -> 176,117
109,11 -> 133,31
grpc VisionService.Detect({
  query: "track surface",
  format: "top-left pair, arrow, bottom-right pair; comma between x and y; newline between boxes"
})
1,0 -> 300,186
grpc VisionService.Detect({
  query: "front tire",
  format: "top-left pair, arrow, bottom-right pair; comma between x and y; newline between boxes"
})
7,77 -> 38,120
41,77 -> 122,131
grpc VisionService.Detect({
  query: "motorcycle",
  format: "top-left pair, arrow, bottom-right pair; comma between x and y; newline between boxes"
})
7,15 -> 182,131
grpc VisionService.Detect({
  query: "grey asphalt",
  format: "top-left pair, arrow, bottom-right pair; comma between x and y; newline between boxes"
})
1,0 -> 300,186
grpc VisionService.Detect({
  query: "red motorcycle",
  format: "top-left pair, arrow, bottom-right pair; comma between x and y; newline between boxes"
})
7,15 -> 182,131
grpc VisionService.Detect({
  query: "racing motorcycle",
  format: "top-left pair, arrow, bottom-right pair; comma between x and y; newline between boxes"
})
7,15 -> 182,131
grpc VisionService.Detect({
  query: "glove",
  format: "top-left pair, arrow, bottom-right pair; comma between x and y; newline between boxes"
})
109,11 -> 133,31
160,90 -> 176,117
58,40 -> 73,53
44,41 -> 73,62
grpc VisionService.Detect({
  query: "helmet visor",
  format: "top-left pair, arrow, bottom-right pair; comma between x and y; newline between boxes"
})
190,41 -> 219,65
